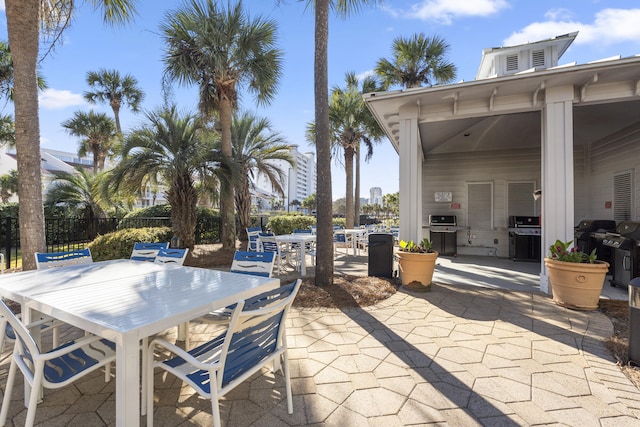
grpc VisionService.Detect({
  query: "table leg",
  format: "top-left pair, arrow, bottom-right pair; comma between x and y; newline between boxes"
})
300,246 -> 306,276
117,334 -> 141,427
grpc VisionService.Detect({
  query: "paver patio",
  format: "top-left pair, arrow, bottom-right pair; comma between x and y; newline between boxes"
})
0,254 -> 638,426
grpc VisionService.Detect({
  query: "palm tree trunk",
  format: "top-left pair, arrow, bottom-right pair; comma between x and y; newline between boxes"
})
6,0 -> 46,270
314,0 -> 333,286
344,145 -> 354,229
167,173 -> 198,249
355,146 -> 361,227
235,177 -> 251,241
219,96 -> 236,250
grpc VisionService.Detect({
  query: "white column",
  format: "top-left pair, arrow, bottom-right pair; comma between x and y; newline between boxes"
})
540,86 -> 575,293
398,105 -> 423,243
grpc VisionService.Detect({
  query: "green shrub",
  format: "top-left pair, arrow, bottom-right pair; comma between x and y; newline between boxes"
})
122,204 -> 172,220
88,227 -> 173,261
266,215 -> 315,235
333,218 -> 346,228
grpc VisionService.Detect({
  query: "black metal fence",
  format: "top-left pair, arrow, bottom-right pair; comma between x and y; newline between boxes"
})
0,216 -> 223,270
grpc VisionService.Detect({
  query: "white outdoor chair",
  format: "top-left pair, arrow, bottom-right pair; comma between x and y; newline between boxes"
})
17,248 -> 95,348
0,299 -> 116,427
154,247 -> 188,265
130,242 -> 169,262
259,234 -> 291,274
333,230 -> 353,257
231,250 -> 276,277
146,279 -> 302,427
204,251 -> 277,326
246,226 -> 262,251
34,248 -> 93,270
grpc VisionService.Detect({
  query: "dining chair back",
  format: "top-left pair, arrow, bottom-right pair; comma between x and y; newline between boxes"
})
0,299 -> 116,427
258,234 -> 289,274
231,250 -> 275,278
35,248 -> 93,270
246,226 -> 262,251
147,279 -> 302,427
130,242 -> 169,262
154,248 -> 188,265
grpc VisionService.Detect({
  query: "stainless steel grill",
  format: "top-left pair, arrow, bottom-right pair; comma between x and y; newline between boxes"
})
508,216 -> 541,261
603,221 -> 640,288
428,215 -> 457,255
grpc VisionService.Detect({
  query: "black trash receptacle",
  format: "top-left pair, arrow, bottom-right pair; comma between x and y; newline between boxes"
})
368,233 -> 394,278
629,277 -> 640,365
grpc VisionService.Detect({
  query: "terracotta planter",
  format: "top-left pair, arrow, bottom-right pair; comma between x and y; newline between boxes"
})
397,251 -> 438,290
544,258 -> 609,311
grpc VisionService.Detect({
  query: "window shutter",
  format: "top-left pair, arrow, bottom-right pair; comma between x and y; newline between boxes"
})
506,54 -> 518,71
468,182 -> 493,229
613,171 -> 633,221
532,50 -> 545,67
508,182 -> 536,217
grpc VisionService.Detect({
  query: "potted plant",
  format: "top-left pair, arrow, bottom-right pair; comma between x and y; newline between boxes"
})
544,239 -> 609,311
397,238 -> 438,291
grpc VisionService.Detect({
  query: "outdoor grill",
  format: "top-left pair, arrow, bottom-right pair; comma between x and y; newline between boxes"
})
428,215 -> 457,256
602,221 -> 640,288
508,216 -> 541,262
574,219 -> 616,270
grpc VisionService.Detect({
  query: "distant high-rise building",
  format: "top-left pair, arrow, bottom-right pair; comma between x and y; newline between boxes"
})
254,145 -> 316,212
370,187 -> 383,206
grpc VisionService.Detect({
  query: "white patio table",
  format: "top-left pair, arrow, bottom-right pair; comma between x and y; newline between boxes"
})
341,229 -> 368,256
273,233 -> 316,276
0,259 -> 279,427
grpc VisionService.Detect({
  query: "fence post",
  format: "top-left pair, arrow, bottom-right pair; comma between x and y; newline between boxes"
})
4,216 -> 11,270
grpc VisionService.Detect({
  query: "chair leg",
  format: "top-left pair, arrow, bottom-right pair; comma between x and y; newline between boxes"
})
283,352 -> 293,414
210,376 -> 222,427
25,365 -> 44,427
0,357 -> 17,426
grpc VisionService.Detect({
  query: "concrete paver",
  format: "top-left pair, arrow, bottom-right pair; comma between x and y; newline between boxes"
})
0,253 -> 637,426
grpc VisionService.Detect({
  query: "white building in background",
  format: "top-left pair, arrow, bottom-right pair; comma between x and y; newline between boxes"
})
0,147 -> 166,207
370,187 -> 383,206
253,144 -> 316,212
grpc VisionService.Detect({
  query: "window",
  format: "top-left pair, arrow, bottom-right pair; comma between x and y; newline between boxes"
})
467,182 -> 493,229
508,182 -> 537,217
506,54 -> 518,72
532,49 -> 545,68
614,171 -> 633,221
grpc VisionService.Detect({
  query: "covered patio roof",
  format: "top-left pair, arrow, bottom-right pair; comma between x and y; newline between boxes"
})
364,54 -> 640,155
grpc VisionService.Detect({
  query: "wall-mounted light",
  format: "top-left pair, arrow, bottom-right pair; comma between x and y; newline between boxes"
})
533,189 -> 542,200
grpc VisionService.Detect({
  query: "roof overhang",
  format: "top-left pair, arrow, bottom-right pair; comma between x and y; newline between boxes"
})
364,55 -> 640,155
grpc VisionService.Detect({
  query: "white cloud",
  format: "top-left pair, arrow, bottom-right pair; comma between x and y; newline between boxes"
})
39,88 -> 85,109
386,0 -> 509,25
0,1 -> 4,11
504,8 -> 640,47
356,70 -> 375,81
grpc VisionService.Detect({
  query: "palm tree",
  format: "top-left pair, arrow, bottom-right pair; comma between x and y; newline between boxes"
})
307,72 -> 383,229
161,0 -> 283,251
232,111 -> 293,240
45,167 -> 108,220
108,105 -> 218,250
0,170 -> 18,203
0,115 -> 15,147
375,33 -> 457,89
84,68 -> 145,135
303,0 -> 382,286
61,110 -> 118,173
5,0 -> 137,270
0,40 -> 48,102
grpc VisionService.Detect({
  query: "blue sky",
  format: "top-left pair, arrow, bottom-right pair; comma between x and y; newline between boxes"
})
1,0 -> 640,201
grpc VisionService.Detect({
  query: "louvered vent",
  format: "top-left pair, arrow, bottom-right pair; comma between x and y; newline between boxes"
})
532,50 -> 545,67
613,171 -> 633,221
506,54 -> 518,71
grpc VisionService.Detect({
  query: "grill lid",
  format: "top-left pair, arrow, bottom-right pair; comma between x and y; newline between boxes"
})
429,215 -> 456,226
509,216 -> 540,228
575,219 -> 616,233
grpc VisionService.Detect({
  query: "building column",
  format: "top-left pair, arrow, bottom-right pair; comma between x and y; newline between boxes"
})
540,85 -> 575,294
398,105 -> 423,243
